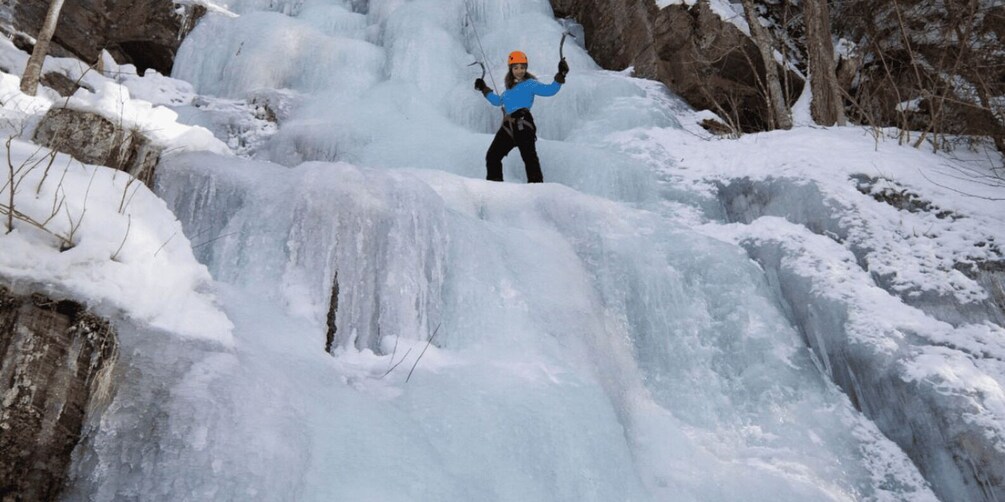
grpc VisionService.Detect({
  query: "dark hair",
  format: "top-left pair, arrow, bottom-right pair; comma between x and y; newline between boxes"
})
505,68 -> 537,89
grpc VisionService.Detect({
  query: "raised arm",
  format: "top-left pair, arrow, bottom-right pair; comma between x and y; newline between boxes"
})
532,80 -> 562,97
534,60 -> 569,97
485,91 -> 503,106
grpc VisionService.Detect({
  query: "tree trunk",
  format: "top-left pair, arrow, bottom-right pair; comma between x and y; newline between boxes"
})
740,0 -> 792,130
20,0 -> 67,96
804,0 -> 846,126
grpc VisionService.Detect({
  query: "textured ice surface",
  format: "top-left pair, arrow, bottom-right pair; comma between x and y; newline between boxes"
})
75,157 -> 931,501
48,0 -> 1005,500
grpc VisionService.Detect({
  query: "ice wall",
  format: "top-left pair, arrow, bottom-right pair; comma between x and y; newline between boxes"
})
62,0 -> 955,500
144,153 -> 937,500
712,177 -> 1005,502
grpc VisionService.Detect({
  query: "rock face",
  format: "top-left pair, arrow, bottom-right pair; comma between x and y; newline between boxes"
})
0,285 -> 118,502
553,0 -> 1004,145
550,0 -> 802,131
33,107 -> 162,186
4,0 -> 206,75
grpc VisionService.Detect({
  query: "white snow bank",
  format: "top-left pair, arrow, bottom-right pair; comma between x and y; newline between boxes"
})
0,139 -> 233,345
0,39 -> 231,157
614,124 -> 1005,306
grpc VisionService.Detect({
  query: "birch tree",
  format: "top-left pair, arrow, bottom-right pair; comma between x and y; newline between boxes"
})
20,0 -> 67,96
803,0 -> 846,125
740,0 -> 791,130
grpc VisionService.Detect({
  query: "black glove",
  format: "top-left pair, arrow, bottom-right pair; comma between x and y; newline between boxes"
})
555,59 -> 569,84
474,78 -> 492,96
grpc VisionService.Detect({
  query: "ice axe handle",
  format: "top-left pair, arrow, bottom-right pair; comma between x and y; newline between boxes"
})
468,61 -> 486,80
560,31 -> 576,61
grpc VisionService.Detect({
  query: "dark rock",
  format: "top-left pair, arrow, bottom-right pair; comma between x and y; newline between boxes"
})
851,174 -> 962,220
550,0 -> 802,131
5,0 -> 208,75
552,0 -> 657,79
32,107 -> 162,186
10,31 -> 34,55
0,285 -> 118,502
254,100 -> 279,124
326,272 -> 339,353
40,71 -> 92,97
247,89 -> 299,124
699,117 -> 734,136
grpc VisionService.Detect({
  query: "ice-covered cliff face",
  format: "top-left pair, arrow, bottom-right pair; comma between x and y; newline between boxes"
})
62,0 -> 1004,500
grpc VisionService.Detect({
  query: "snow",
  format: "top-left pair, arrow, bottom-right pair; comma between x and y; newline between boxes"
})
0,40 -> 233,343
2,0 -> 1004,500
896,98 -> 923,113
175,0 -> 239,17
0,140 -> 232,344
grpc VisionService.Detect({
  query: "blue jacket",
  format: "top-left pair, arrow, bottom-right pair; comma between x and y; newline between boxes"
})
484,78 -> 562,114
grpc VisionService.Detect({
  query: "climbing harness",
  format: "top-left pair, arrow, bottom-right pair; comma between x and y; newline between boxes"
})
501,109 -> 535,140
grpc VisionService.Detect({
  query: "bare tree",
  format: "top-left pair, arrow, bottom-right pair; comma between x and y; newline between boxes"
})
20,0 -> 67,96
740,0 -> 792,130
835,0 -> 1005,159
803,0 -> 846,126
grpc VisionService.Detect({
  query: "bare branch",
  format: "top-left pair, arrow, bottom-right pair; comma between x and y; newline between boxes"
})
111,214 -> 131,261
153,231 -> 177,257
381,347 -> 413,379
918,167 -> 1005,201
406,324 -> 441,383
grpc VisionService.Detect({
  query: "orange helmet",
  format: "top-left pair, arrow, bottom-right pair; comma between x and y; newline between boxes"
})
508,51 -> 528,66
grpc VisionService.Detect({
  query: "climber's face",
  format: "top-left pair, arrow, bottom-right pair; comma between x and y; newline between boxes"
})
511,64 -> 527,80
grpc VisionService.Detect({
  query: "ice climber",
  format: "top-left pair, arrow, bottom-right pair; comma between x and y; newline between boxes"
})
474,50 -> 568,183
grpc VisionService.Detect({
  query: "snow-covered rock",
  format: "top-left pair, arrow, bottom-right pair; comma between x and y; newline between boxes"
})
33,107 -> 162,186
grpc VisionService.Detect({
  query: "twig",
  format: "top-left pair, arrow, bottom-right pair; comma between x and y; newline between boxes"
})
190,231 -> 241,249
153,231 -> 177,257
47,162 -> 72,222
381,347 -> 413,379
118,176 -> 139,214
41,189 -> 64,227
5,137 -> 13,233
917,167 -> 1005,200
34,148 -> 61,195
111,214 -> 131,261
406,324 -> 441,383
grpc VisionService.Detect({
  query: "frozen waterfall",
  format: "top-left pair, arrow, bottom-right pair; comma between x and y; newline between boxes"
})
65,0 -> 940,500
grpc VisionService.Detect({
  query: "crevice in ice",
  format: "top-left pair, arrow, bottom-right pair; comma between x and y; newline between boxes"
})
325,271 -> 339,353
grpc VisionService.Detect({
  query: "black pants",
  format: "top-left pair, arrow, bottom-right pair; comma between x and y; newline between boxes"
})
485,110 -> 543,183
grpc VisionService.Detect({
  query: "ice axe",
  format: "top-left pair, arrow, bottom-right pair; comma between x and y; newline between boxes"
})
559,31 -> 576,62
468,60 -> 486,80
